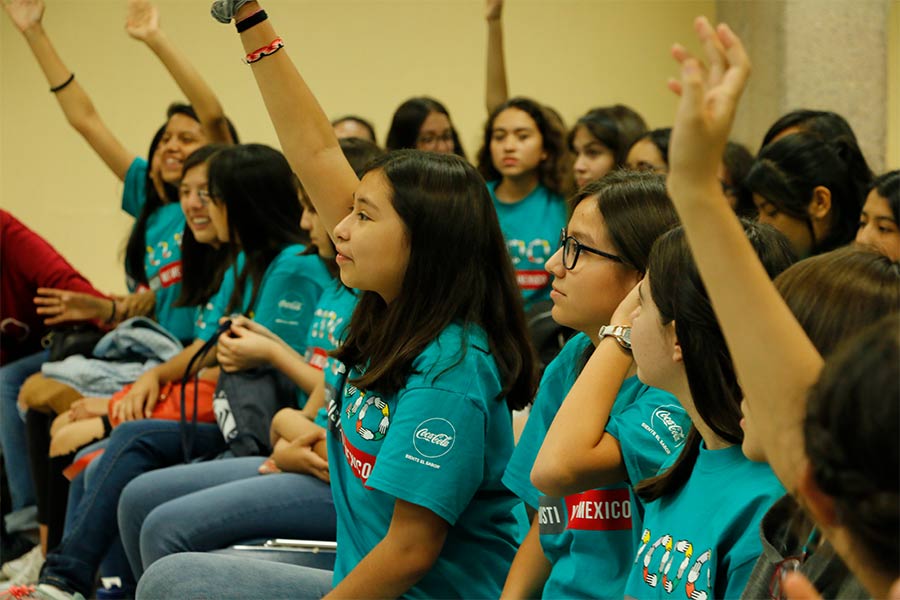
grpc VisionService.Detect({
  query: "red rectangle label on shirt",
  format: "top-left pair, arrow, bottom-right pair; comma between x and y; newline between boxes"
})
517,270 -> 550,290
565,488 -> 632,531
307,347 -> 329,371
341,432 -> 376,489
158,261 -> 183,288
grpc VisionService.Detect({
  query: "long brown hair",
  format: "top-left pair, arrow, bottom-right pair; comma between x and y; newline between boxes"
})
332,150 -> 538,410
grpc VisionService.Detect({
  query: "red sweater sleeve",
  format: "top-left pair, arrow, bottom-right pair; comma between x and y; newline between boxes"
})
1,209 -> 107,365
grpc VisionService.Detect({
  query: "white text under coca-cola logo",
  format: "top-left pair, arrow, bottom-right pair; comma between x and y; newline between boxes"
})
412,418 -> 456,459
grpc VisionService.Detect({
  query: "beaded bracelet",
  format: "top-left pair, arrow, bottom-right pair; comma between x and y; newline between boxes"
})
50,73 -> 75,93
236,9 -> 267,33
244,37 -> 284,64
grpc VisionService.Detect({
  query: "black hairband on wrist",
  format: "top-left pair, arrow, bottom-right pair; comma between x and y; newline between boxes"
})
50,73 -> 75,93
236,9 -> 268,33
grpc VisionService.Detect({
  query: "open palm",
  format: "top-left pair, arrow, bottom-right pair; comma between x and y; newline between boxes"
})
2,0 -> 44,32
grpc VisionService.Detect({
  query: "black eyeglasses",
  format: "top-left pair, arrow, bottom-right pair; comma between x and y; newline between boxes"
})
559,229 -> 626,270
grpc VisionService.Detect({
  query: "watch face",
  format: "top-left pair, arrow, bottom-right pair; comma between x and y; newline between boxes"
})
620,328 -> 632,349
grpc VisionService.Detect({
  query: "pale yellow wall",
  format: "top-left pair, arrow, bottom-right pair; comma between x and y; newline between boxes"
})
888,0 -> 899,169
1,0 -> 713,293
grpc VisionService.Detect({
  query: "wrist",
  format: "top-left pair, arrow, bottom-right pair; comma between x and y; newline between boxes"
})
141,29 -> 167,47
234,1 -> 261,22
22,22 -> 45,40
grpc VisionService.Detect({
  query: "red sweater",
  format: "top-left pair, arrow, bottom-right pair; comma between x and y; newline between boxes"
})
1,210 -> 107,365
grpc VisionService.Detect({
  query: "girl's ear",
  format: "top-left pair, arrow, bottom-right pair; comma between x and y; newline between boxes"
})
797,458 -> 839,527
808,186 -> 832,221
668,321 -> 683,363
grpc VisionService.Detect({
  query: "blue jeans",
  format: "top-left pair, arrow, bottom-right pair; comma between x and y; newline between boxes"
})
118,457 -> 336,577
0,350 -> 46,526
39,419 -> 226,597
137,553 -> 333,599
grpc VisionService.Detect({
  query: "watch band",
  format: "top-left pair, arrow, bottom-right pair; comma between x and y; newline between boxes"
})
598,325 -> 632,350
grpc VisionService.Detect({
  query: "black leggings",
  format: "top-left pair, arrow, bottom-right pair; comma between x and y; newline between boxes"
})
25,410 -> 71,553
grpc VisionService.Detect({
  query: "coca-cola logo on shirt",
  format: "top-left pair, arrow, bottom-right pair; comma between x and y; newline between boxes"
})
413,418 -> 456,459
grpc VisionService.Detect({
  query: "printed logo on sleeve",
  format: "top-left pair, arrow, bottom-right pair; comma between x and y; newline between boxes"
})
641,404 -> 688,455
564,488 -> 632,531
412,418 -> 456,459
538,496 -> 566,535
276,293 -> 304,325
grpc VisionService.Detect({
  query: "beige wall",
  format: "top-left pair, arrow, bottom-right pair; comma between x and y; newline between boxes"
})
1,0 -> 714,293
888,0 -> 900,168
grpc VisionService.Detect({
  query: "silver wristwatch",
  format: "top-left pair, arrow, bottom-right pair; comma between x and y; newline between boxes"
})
598,325 -> 632,350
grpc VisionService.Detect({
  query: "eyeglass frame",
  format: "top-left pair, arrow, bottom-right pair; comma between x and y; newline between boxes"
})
558,228 -> 628,270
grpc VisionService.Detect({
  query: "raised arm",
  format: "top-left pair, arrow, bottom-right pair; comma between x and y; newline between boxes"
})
664,17 -> 822,492
485,0 -> 509,114
531,287 -> 637,496
4,0 -> 135,180
126,0 -> 234,144
212,1 -> 358,236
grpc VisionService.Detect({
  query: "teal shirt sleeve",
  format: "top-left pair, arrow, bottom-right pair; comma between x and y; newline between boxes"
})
502,333 -> 590,509
251,257 -> 327,356
365,387 -> 487,525
122,157 -> 148,218
605,385 -> 690,485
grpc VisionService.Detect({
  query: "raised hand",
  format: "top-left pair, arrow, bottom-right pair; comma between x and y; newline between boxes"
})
485,0 -> 503,21
2,0 -> 44,33
35,288 -> 113,325
667,17 -> 751,193
125,0 -> 161,42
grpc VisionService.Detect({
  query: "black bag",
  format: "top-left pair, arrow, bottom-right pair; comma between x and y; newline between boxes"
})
212,366 -> 298,457
43,324 -> 105,362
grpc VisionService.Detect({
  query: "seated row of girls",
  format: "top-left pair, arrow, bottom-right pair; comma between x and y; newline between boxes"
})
137,1 -> 541,597
115,137 -> 382,581
33,139 -> 334,599
2,0 -> 238,570
653,19 -> 899,598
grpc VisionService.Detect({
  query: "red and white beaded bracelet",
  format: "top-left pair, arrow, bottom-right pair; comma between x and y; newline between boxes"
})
244,37 -> 284,64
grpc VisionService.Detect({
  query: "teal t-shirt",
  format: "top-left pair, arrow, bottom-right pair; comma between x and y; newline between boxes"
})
122,157 -> 194,342
297,280 -> 357,408
487,180 -> 567,309
624,444 -> 785,600
324,323 -> 523,598
192,254 -> 244,343
503,333 -> 690,599
245,245 -> 331,356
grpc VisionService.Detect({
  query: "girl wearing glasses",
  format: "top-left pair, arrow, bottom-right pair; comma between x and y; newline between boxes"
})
137,1 -> 537,597
384,96 -> 466,157
477,97 -> 571,310
502,170 -> 691,599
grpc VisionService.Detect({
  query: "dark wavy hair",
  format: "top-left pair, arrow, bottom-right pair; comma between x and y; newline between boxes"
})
207,144 -> 308,314
868,170 -> 900,224
567,105 -> 648,169
331,114 -> 377,143
570,171 -> 678,275
636,222 -> 796,501
627,127 -> 672,169
760,109 -> 864,153
477,97 -> 570,197
385,97 -> 465,158
175,145 -> 232,307
804,314 -> 900,578
332,150 -> 537,410
746,132 -> 871,255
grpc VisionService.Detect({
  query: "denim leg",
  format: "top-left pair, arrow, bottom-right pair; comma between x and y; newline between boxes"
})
63,439 -> 109,536
118,456 -> 266,578
136,467 -> 335,575
39,419 -> 225,597
0,350 -> 47,517
136,553 -> 333,600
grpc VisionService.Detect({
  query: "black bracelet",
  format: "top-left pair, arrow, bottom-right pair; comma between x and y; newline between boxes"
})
50,73 -> 75,93
236,10 -> 267,33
